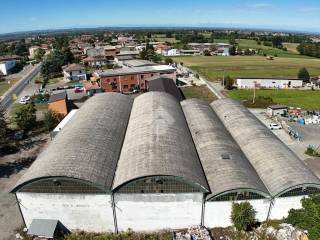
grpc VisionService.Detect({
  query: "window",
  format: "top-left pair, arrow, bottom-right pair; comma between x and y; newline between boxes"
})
151,74 -> 154,77
141,83 -> 144,87
124,85 -> 128,89
131,76 -> 134,80
141,75 -> 144,79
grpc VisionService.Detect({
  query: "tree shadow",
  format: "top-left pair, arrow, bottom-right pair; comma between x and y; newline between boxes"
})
0,157 -> 36,178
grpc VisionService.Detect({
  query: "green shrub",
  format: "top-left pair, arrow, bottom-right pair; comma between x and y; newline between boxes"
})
286,194 -> 320,240
43,111 -> 60,132
231,201 -> 257,231
12,103 -> 36,130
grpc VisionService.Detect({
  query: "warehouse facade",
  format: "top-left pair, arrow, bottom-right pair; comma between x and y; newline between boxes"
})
12,93 -> 320,232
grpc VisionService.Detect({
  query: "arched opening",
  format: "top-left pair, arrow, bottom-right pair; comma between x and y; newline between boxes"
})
13,177 -> 105,194
114,176 -> 208,193
208,189 -> 269,201
278,185 -> 320,198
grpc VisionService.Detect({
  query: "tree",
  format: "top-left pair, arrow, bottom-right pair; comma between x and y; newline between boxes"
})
164,58 -> 173,65
223,76 -> 234,90
34,48 -> 46,62
12,103 -> 36,130
0,108 -> 8,143
231,202 -> 256,231
43,111 -> 60,132
203,50 -> 211,56
298,67 -> 310,83
286,194 -> 320,240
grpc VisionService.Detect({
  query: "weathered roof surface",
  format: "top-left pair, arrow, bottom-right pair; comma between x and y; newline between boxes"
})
48,91 -> 67,103
182,99 -> 269,200
112,92 -> 209,192
211,98 -> 320,197
148,77 -> 184,102
12,93 -> 133,192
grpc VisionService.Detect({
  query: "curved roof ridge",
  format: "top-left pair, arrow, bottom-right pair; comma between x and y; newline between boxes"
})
12,93 -> 133,193
211,98 -> 320,197
112,92 -> 209,192
181,99 -> 270,200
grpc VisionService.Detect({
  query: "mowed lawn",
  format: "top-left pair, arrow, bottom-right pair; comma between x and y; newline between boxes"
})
181,85 -> 216,103
228,89 -> 320,110
173,56 -> 320,81
0,78 -> 20,96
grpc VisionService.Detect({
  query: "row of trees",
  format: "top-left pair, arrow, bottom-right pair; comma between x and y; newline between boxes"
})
297,42 -> 320,58
40,37 -> 74,86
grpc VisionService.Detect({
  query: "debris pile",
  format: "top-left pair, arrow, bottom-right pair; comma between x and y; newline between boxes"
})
257,223 -> 309,240
174,225 -> 212,240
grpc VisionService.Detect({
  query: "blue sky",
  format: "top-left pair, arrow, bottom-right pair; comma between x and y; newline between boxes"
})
1,0 -> 320,34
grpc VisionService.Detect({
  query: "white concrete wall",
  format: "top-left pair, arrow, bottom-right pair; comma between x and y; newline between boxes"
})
204,199 -> 270,228
17,193 -> 115,232
114,193 -> 203,231
0,60 -> 16,75
237,78 -> 303,89
270,196 -> 304,220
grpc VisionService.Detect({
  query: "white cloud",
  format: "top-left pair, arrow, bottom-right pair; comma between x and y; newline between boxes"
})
246,3 -> 273,9
299,7 -> 320,12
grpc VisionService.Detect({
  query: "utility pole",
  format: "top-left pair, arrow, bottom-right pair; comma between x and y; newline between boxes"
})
253,81 -> 256,104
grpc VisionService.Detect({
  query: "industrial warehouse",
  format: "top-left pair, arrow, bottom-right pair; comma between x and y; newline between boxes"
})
12,92 -> 320,233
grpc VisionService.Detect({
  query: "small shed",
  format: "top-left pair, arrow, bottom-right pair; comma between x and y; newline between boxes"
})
267,105 -> 288,117
48,92 -> 68,118
27,219 -> 69,239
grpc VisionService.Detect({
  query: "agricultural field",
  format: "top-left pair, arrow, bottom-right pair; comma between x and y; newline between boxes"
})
181,85 -> 216,103
152,34 -> 180,43
236,39 -> 305,58
173,55 -> 320,81
227,89 -> 320,110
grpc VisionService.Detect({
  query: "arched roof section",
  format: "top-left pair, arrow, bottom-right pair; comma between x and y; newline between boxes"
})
211,98 -> 320,197
181,99 -> 270,200
12,93 -> 133,193
112,92 -> 209,192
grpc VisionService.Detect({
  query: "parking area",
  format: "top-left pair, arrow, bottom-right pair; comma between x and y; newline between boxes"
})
250,108 -> 320,177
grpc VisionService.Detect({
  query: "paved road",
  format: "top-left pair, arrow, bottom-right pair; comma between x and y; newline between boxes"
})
0,63 -> 42,111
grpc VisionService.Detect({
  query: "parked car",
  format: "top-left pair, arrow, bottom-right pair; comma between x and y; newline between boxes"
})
74,87 -> 84,93
19,95 -> 31,104
269,123 -> 282,130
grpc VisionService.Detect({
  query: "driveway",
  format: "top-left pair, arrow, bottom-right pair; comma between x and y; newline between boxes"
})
0,133 -> 49,240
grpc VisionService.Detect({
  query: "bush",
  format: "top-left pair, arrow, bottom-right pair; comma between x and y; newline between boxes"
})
12,103 -> 36,130
43,111 -> 60,132
164,57 -> 173,65
231,202 -> 257,231
298,67 -> 310,83
286,194 -> 320,240
223,76 -> 234,90
305,145 -> 320,157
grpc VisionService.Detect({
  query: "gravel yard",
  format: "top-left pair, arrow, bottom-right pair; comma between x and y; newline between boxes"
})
0,133 -> 49,240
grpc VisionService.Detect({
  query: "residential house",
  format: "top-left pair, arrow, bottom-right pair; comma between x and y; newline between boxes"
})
62,64 -> 87,82
83,81 -> 103,96
83,56 -> 114,67
0,55 -> 18,75
116,51 -> 140,61
48,92 -> 68,118
86,47 -> 105,57
93,65 -> 176,93
163,48 -> 180,56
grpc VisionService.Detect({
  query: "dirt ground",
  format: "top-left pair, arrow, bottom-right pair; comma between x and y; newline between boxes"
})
0,132 -> 49,240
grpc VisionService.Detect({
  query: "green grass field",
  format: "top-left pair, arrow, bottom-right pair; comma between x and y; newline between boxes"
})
173,55 -> 320,81
227,89 -> 320,110
181,85 -> 216,103
0,78 -> 20,96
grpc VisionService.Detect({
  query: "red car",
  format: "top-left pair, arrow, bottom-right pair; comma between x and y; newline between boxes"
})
74,87 -> 84,93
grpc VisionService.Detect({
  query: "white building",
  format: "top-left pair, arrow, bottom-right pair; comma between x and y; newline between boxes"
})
12,94 -> 320,233
236,78 -> 303,89
62,64 -> 87,82
164,48 -> 179,56
0,59 -> 16,75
